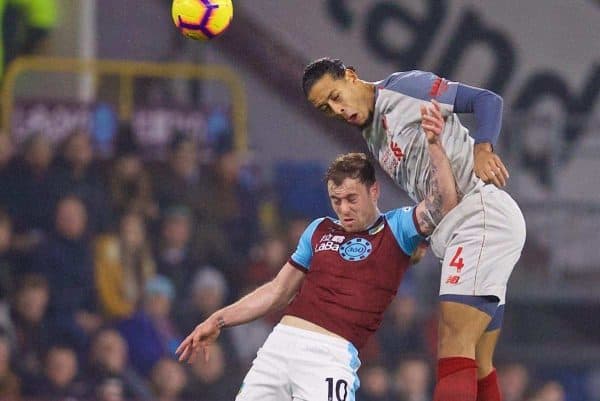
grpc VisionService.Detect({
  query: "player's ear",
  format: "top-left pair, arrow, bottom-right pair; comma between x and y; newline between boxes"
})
369,181 -> 380,200
345,67 -> 358,82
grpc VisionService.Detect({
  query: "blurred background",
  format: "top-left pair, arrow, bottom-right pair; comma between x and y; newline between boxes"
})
0,0 -> 598,400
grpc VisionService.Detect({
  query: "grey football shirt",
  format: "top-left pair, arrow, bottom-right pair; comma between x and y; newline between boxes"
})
362,71 -> 484,203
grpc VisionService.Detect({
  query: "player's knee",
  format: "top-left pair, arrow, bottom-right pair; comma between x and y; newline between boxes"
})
437,315 -> 490,356
475,350 -> 494,376
476,345 -> 493,363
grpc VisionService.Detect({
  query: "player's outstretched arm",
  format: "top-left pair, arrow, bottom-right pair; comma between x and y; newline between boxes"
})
176,262 -> 305,363
415,100 -> 458,235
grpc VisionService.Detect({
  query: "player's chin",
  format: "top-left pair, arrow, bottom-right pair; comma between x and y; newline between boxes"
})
357,113 -> 373,129
342,221 -> 359,232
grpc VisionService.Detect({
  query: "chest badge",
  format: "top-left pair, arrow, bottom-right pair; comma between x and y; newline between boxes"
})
339,238 -> 373,262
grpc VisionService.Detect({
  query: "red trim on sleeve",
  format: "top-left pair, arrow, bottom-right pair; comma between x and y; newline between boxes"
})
288,258 -> 308,273
412,207 -> 427,237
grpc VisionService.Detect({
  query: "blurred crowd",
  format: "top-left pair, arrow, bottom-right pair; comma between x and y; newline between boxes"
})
0,127 -> 581,401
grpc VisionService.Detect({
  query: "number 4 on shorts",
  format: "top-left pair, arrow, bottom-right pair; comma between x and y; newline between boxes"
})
450,246 -> 465,272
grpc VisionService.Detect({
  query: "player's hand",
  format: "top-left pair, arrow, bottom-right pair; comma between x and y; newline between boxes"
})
421,99 -> 445,144
176,318 -> 221,364
473,143 -> 509,187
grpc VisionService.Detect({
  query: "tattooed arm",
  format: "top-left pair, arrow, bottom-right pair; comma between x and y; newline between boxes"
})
414,100 -> 458,236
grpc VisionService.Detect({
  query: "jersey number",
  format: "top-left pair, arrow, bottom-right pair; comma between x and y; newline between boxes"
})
450,246 -> 465,272
326,378 -> 348,401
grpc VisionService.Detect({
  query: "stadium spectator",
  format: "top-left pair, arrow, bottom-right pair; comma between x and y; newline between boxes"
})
87,328 -> 152,400
150,358 -> 187,401
283,215 -> 311,254
243,236 -> 288,326
94,376 -> 125,401
6,133 -> 54,245
182,342 -> 239,401
499,362 -> 531,401
245,235 -> 288,288
527,381 -> 566,401
26,344 -> 87,399
0,133 -> 14,209
153,132 -> 218,219
0,133 -> 12,169
141,275 -> 180,350
378,293 -> 429,369
10,274 -> 50,382
155,205 -> 198,296
110,124 -> 158,220
0,211 -> 15,300
0,333 -> 20,400
212,150 -> 261,254
0,305 -> 11,355
117,275 -> 180,376
392,356 -> 432,401
95,211 -> 156,319
176,266 -> 228,335
31,195 -> 101,351
153,133 -> 237,268
357,364 -> 394,401
49,129 -> 111,233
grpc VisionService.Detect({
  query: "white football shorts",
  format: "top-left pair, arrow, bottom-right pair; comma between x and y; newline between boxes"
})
235,323 -> 361,401
430,184 -> 526,305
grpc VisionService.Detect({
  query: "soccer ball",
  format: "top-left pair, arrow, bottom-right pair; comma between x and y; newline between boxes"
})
172,0 -> 233,40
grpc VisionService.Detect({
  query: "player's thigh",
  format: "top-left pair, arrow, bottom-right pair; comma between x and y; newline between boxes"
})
475,188 -> 526,299
437,300 -> 492,358
476,328 -> 501,379
293,363 -> 359,401
440,230 -> 522,305
236,363 -> 290,401
438,187 -> 525,303
235,344 -> 291,401
290,339 -> 360,401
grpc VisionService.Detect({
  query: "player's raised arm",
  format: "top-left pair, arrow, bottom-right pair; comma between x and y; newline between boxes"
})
176,262 -> 305,363
415,100 -> 458,235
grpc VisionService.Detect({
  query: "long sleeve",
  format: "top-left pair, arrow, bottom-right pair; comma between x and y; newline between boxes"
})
453,83 -> 503,146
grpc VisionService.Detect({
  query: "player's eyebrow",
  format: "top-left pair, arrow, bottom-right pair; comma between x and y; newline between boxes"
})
329,193 -> 346,201
317,90 -> 334,110
329,193 -> 356,201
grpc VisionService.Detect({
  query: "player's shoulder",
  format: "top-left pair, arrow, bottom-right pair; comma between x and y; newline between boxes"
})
383,206 -> 414,222
380,70 -> 436,88
305,216 -> 328,232
302,216 -> 337,238
379,70 -> 460,107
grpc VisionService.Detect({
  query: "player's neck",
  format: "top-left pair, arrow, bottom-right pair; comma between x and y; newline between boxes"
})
362,81 -> 376,115
363,210 -> 381,231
